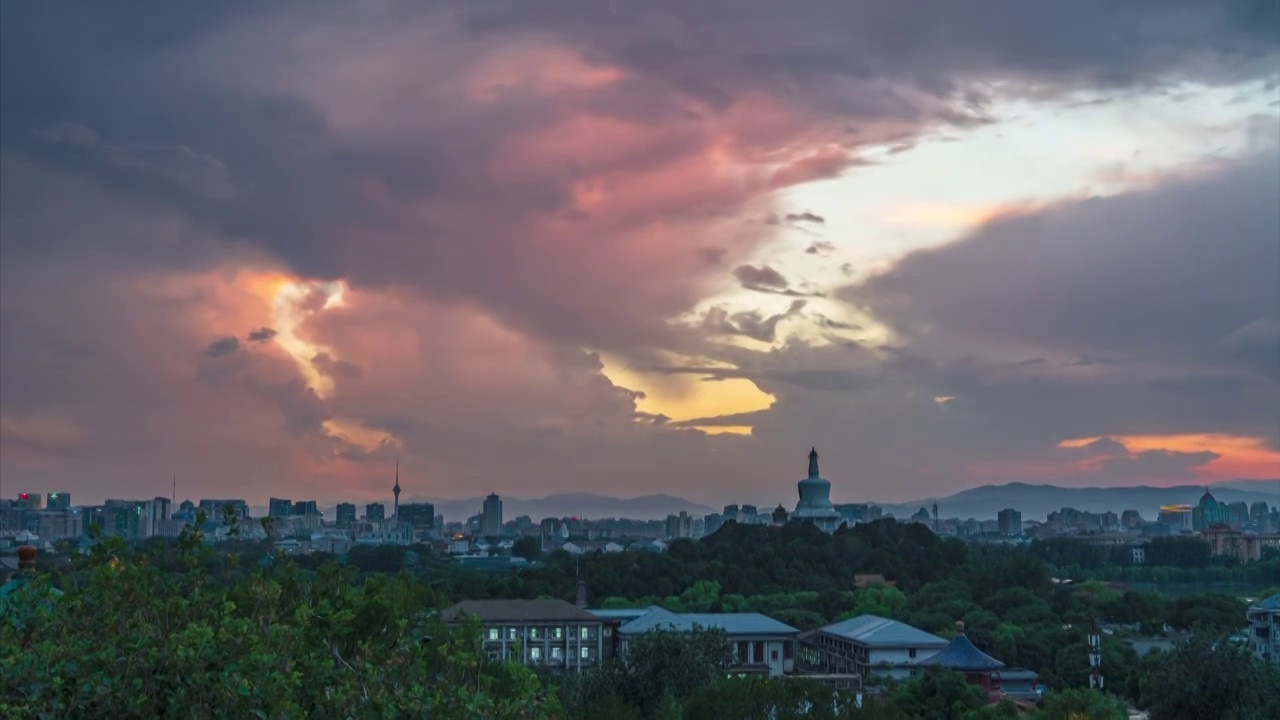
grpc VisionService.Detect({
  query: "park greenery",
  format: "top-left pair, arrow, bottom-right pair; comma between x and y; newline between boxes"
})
2,518 -> 1279,718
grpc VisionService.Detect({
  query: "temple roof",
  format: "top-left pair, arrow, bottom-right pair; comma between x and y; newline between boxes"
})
918,630 -> 1005,671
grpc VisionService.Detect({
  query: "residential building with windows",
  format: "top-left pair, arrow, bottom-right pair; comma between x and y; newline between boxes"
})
365,502 -> 385,522
665,512 -> 692,539
268,498 -> 292,518
798,615 -> 948,680
481,494 -> 503,537
593,607 -> 799,677
997,509 -> 1022,536
398,502 -> 436,537
441,599 -> 615,671
335,503 -> 356,529
1248,593 -> 1279,667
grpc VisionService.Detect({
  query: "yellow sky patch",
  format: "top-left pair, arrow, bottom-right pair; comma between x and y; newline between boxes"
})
601,354 -> 774,435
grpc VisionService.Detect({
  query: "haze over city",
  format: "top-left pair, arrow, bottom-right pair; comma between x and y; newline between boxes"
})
2,1 -> 1278,508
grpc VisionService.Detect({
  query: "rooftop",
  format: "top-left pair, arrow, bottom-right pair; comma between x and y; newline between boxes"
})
1250,593 -> 1280,611
612,607 -> 799,636
819,615 -> 948,648
441,598 -> 602,623
917,633 -> 1005,671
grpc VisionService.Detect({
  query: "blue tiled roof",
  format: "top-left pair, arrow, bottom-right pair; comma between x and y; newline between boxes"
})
1252,593 -> 1280,611
917,634 -> 1005,671
590,606 -> 661,622
616,608 -> 798,636
820,615 -> 948,648
681,613 -> 799,635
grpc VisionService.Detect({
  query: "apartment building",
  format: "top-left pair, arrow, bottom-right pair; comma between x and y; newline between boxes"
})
441,599 -> 616,671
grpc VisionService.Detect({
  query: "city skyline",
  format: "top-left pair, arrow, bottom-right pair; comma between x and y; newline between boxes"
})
2,2 -> 1278,506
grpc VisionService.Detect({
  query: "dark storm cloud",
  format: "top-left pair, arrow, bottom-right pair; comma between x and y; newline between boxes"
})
785,212 -> 826,224
732,264 -> 789,290
204,337 -> 241,358
472,0 -> 1280,94
843,152 -> 1280,383
247,328 -> 278,343
702,300 -> 807,343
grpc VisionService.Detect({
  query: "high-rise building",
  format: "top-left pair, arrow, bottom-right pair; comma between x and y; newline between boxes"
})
336,503 -> 357,529
269,498 -> 292,518
291,500 -> 320,517
481,494 -> 503,537
1227,501 -> 1251,528
997,508 -> 1022,536
704,513 -> 725,535
365,502 -> 386,522
398,502 -> 436,535
18,492 -> 43,510
151,497 -> 172,534
666,511 -> 692,539
46,492 -> 71,510
1120,510 -> 1143,528
198,499 -> 249,520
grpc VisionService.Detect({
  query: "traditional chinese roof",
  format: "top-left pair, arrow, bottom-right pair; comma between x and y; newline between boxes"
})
918,627 -> 1005,671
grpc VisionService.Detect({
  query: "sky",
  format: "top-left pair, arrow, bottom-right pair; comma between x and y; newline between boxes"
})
1,0 -> 1278,508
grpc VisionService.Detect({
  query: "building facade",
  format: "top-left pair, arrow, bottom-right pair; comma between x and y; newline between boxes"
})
997,509 -> 1022,536
442,599 -> 615,671
335,503 -> 356,529
398,502 -> 436,536
482,494 -> 503,537
798,615 -> 948,680
1247,594 -> 1279,668
365,502 -> 386,522
268,498 -> 292,518
665,512 -> 693,539
593,607 -> 799,677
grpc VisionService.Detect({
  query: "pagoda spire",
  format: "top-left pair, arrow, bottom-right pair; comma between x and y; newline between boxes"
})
808,447 -> 820,478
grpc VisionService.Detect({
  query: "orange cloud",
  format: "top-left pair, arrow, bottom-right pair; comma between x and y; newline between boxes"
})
1059,433 -> 1280,482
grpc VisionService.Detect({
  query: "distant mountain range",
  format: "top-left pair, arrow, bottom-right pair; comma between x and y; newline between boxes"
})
877,479 -> 1280,522
260,479 -> 1277,524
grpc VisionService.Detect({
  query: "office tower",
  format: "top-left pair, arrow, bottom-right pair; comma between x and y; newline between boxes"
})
335,503 -> 357,529
481,494 -> 503,537
997,508 -> 1022,536
269,498 -> 292,518
46,492 -> 71,510
365,502 -> 386,522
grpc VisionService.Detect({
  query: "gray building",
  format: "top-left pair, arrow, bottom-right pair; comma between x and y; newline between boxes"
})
1248,593 -> 1280,668
482,494 -> 503,537
364,502 -> 385,522
396,502 -> 437,535
268,498 -> 292,518
799,615 -> 948,680
997,508 -> 1022,536
593,607 -> 799,677
441,599 -> 615,672
335,503 -> 356,529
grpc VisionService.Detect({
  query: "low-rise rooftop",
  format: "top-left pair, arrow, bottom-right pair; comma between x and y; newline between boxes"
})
819,615 -> 947,648
442,599 -> 602,623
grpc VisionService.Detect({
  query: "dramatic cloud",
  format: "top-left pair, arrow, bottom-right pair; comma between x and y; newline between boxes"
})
1,0 -> 1277,507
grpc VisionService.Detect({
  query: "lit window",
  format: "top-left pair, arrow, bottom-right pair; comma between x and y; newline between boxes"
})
554,627 -> 563,639
530,647 -> 542,661
488,629 -> 499,641
509,628 -> 517,641
580,626 -> 590,640
551,647 -> 563,660
530,628 -> 540,639
580,646 -> 590,659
